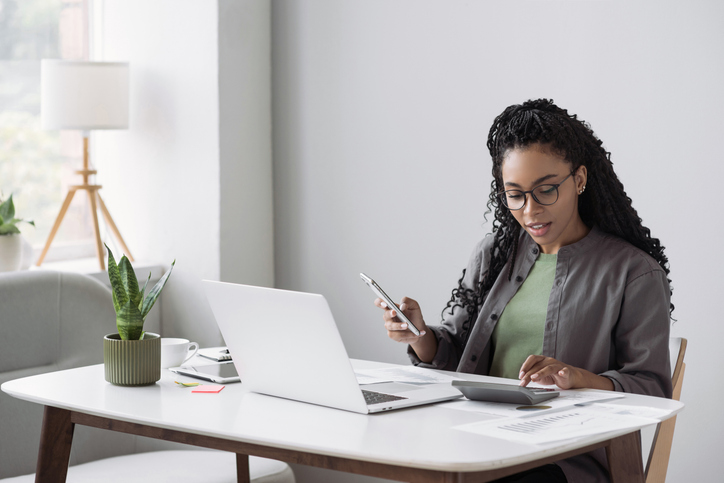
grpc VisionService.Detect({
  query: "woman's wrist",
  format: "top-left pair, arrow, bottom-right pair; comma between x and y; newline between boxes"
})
410,326 -> 437,363
577,369 -> 615,391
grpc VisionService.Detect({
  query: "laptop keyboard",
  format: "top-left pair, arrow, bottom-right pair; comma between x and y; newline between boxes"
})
363,389 -> 408,405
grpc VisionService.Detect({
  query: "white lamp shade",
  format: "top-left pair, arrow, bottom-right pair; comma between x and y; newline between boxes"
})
41,60 -> 129,130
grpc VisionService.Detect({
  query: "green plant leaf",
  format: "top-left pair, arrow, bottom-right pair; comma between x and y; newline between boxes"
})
111,288 -> 119,314
9,218 -> 34,227
0,194 -> 14,221
119,255 -> 141,307
138,272 -> 151,309
8,218 -> 34,230
0,225 -> 20,235
0,192 -> 34,234
141,260 -> 175,319
116,299 -> 145,340
106,244 -> 128,313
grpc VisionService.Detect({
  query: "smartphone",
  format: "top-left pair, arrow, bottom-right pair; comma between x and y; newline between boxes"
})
360,272 -> 421,336
169,361 -> 241,384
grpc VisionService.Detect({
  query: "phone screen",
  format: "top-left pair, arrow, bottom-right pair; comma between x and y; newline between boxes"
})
360,273 -> 420,336
171,362 -> 240,383
186,363 -> 238,378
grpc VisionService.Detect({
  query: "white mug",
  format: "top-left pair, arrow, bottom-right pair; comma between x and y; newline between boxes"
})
161,338 -> 199,368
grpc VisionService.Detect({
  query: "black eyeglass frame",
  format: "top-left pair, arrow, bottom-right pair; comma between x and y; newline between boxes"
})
497,171 -> 576,211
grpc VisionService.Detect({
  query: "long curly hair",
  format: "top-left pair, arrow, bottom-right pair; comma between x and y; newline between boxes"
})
444,99 -> 673,343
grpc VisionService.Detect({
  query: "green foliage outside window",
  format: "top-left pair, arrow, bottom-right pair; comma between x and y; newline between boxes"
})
0,0 -> 88,248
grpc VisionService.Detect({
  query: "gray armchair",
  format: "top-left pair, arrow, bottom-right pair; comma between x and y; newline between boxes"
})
0,270 -> 293,482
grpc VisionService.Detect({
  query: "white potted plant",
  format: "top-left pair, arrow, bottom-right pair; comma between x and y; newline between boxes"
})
0,193 -> 34,272
103,245 -> 175,386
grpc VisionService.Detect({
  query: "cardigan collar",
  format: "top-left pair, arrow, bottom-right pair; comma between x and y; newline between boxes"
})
518,224 -> 603,261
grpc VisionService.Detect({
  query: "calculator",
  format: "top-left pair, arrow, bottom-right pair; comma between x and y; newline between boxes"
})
452,380 -> 559,405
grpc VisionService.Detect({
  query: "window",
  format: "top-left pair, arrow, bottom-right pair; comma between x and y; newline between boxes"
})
0,0 -> 95,262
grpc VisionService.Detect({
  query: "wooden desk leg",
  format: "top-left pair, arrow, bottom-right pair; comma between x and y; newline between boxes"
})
35,406 -> 74,483
236,454 -> 251,483
606,431 -> 644,483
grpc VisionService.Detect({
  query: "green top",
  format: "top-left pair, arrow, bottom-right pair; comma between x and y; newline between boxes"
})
489,252 -> 557,379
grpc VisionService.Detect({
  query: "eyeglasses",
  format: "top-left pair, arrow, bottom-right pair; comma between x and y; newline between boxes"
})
498,172 -> 575,211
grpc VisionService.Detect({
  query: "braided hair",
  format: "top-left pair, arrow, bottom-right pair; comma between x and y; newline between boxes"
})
443,99 -> 673,343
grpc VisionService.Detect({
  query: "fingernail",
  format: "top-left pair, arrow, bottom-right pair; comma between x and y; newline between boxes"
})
381,302 -> 388,308
519,371 -> 525,378
400,323 -> 407,328
420,331 -> 426,336
531,374 -> 538,379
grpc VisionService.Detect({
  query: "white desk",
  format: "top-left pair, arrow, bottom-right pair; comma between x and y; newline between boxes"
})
1,360 -> 684,483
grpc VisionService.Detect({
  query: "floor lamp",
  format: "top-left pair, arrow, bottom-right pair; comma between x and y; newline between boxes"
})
37,60 -> 133,271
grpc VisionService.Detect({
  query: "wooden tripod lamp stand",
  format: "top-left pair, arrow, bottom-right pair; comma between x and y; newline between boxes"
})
38,60 -> 133,271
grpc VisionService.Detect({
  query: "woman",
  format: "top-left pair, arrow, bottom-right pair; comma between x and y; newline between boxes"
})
375,99 -> 673,483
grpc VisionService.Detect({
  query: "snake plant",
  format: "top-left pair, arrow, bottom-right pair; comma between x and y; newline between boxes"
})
106,244 -> 175,340
0,194 -> 34,235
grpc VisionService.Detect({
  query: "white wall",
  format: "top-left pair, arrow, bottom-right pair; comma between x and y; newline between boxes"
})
272,1 -> 723,481
94,0 -> 273,347
95,0 -> 222,347
219,0 -> 274,287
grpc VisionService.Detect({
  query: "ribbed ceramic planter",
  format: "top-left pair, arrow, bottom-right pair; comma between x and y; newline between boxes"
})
103,333 -> 161,386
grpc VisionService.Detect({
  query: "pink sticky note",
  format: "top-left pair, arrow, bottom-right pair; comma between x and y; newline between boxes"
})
192,385 -> 225,394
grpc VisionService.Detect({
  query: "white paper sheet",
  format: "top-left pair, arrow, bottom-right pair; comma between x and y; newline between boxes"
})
355,374 -> 393,385
440,388 -> 625,417
354,366 -> 459,384
455,405 -> 658,445
581,403 -> 672,420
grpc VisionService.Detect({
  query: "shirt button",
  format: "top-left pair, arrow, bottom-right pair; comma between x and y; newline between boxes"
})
471,355 -> 478,362
532,247 -> 539,255
491,314 -> 498,321
556,279 -> 562,286
515,276 -> 523,283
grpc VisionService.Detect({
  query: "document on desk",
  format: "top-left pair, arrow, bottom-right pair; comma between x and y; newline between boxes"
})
354,366 -> 459,385
578,402 -> 672,420
442,388 -> 625,418
454,404 -> 659,445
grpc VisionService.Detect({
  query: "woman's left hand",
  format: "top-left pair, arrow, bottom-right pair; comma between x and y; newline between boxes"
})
518,355 -> 615,391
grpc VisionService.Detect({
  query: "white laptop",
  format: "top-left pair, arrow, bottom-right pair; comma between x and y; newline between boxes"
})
202,280 -> 462,414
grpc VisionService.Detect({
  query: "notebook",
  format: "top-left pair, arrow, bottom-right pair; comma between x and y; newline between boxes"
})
202,280 -> 462,414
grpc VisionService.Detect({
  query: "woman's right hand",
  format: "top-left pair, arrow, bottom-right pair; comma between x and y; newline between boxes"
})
374,296 -> 427,344
374,296 -> 438,363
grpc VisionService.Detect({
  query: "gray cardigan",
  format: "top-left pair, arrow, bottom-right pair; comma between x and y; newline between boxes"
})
410,226 -> 672,483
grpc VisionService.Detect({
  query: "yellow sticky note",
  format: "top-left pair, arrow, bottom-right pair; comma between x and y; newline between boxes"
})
174,381 -> 200,387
